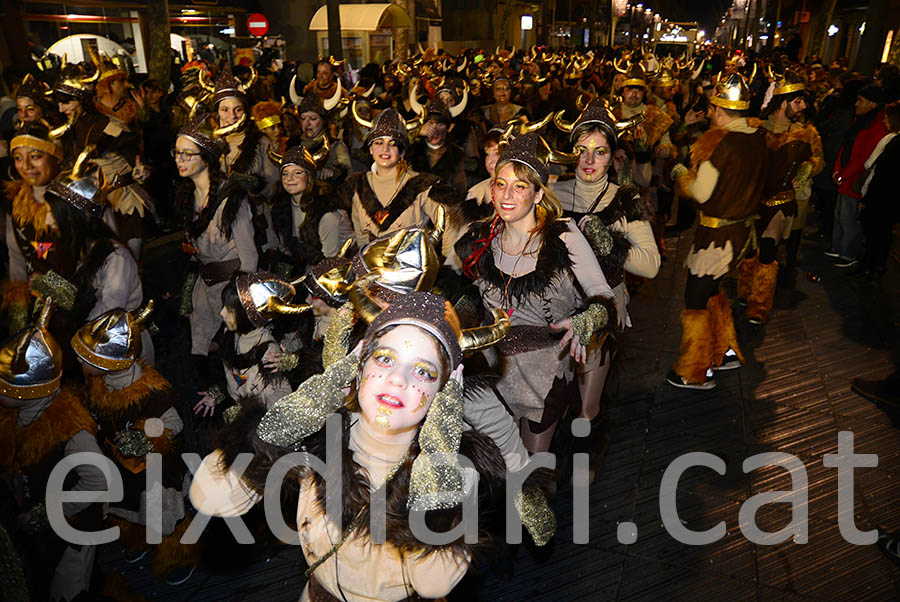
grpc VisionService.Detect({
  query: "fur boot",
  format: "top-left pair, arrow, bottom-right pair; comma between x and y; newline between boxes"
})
707,291 -> 744,366
736,251 -> 758,304
672,309 -> 715,383
745,260 -> 779,325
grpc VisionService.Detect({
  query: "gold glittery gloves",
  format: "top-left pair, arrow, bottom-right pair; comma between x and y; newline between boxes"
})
116,429 -> 154,457
514,489 -> 556,546
31,270 -> 77,310
571,302 -> 611,344
793,161 -> 813,186
322,301 -> 357,369
8,303 -> 28,334
179,272 -> 198,317
580,214 -> 614,257
408,378 -> 465,511
257,350 -> 358,449
275,351 -> 300,372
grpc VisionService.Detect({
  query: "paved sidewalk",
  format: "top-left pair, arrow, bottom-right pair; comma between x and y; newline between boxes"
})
104,223 -> 900,601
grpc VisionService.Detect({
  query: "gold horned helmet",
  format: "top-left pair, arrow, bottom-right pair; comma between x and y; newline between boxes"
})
236,272 -> 311,328
70,301 -> 154,370
0,300 -> 62,400
710,63 -> 757,111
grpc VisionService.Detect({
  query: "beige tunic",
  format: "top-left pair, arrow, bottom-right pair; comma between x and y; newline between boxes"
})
350,168 -> 445,246
223,328 -> 292,408
189,198 -> 258,355
479,220 -> 614,423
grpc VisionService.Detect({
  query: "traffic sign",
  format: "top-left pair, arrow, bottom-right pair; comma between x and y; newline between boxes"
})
247,13 -> 269,36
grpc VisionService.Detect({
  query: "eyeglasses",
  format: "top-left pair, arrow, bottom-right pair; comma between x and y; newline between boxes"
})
172,149 -> 202,160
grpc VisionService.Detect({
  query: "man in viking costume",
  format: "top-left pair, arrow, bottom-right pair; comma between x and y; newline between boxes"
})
0,301 -> 106,601
668,69 -> 769,390
738,70 -> 823,324
408,95 -> 469,195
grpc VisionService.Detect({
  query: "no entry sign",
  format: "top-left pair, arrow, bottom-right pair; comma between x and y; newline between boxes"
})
247,13 -> 269,36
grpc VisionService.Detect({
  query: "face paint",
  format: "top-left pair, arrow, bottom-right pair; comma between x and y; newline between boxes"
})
375,405 -> 393,428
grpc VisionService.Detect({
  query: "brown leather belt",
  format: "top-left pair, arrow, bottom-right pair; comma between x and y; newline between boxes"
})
496,324 -> 563,356
199,258 -> 240,286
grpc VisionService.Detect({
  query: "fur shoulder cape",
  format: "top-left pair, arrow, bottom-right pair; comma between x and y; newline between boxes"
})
86,363 -> 174,423
5,180 -> 53,236
343,171 -> 441,234
455,218 -> 573,304
0,386 -> 96,472
217,408 -> 556,567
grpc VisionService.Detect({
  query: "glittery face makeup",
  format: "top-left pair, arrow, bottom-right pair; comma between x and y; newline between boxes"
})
575,131 -> 612,183
358,325 -> 443,435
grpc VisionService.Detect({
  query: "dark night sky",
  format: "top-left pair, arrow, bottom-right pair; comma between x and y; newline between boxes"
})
654,0 -> 733,35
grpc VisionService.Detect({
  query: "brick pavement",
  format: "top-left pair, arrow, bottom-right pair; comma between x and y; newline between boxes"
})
105,223 -> 900,601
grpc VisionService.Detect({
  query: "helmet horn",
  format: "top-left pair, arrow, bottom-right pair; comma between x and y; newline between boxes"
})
458,308 -> 510,354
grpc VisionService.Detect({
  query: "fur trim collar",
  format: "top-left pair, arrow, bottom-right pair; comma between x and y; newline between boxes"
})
350,171 -> 439,233
6,180 -> 54,237
0,387 -> 96,471
86,363 -> 173,422
456,218 -> 573,305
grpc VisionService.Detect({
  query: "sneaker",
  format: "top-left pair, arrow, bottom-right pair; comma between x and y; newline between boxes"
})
165,564 -> 197,586
714,349 -> 742,371
666,369 -> 717,390
124,548 -> 150,564
823,248 -> 840,258
834,258 -> 859,268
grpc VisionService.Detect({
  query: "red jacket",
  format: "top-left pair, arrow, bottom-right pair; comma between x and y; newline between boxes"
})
834,108 -> 888,199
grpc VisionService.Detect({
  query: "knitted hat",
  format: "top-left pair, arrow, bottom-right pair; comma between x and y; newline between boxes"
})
859,84 -> 887,105
177,113 -> 221,158
280,145 -> 316,174
364,107 -> 410,152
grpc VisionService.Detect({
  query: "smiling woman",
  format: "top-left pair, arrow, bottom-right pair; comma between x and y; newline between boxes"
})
456,132 -> 617,455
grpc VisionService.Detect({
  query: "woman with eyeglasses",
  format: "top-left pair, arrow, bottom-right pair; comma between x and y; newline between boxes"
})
173,115 -> 258,400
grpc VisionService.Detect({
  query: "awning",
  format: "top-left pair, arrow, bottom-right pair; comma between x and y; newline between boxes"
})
309,4 -> 412,32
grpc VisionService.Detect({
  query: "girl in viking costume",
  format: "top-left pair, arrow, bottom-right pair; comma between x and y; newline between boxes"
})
69,302 -> 196,581
344,107 -> 455,246
550,99 -> 660,436
194,274 -> 295,418
174,114 -> 258,392
266,145 -> 353,278
14,74 -> 59,127
198,64 -> 280,198
408,95 -> 470,196
3,122 -> 65,334
53,59 -> 153,260
290,88 -> 352,185
456,133 -> 616,454
0,301 -> 106,602
190,291 -> 554,601
93,54 -> 138,129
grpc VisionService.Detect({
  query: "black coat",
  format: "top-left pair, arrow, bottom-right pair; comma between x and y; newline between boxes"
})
862,134 -> 900,225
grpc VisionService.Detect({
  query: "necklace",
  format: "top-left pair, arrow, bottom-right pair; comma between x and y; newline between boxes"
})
498,227 -> 537,310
